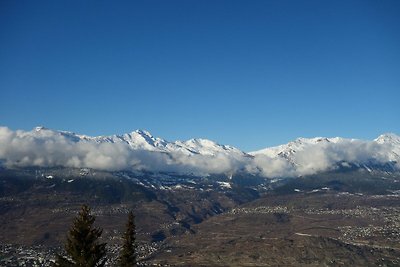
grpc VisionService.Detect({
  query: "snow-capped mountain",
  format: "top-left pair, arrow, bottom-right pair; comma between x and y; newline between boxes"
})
250,134 -> 400,175
374,133 -> 400,162
32,126 -> 247,157
250,137 -> 347,164
0,126 -> 399,178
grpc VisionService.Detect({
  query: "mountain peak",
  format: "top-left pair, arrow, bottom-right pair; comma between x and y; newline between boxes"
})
133,129 -> 153,137
34,126 -> 48,132
375,133 -> 400,144
2,127 -> 399,177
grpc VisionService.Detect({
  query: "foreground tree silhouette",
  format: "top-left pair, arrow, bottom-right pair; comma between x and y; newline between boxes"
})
55,205 -> 107,267
118,211 -> 137,267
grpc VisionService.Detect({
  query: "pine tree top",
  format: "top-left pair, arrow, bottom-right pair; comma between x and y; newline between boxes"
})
118,210 -> 137,267
55,204 -> 107,267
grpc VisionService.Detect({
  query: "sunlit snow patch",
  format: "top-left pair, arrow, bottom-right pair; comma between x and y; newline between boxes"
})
217,181 -> 232,189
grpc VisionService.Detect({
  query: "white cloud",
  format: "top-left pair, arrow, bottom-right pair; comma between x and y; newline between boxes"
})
0,127 -> 398,178
247,155 -> 295,177
0,127 -> 249,175
251,139 -> 399,177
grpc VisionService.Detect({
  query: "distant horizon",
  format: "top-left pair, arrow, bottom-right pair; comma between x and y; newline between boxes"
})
1,124 -> 398,153
1,1 -> 399,151
1,123 -> 399,177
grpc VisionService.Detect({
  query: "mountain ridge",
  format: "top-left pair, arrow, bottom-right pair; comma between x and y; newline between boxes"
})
0,126 -> 399,178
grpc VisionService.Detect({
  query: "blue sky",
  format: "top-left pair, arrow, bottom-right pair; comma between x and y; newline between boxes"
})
1,0 -> 399,151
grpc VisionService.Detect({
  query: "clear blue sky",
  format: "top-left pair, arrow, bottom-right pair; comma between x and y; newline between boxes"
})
1,0 -> 399,151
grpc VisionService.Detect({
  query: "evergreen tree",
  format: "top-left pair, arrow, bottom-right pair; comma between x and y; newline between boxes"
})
118,211 -> 137,267
55,205 -> 107,267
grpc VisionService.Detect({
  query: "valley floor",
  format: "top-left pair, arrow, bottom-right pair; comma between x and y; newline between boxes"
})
1,170 -> 400,266
2,192 -> 400,266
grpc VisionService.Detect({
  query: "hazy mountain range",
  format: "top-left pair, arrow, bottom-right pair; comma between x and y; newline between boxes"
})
0,126 -> 399,178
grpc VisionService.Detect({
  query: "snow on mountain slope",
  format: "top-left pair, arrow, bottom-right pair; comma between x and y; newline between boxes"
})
0,126 -> 250,175
250,133 -> 400,176
82,129 -> 246,157
31,127 -> 245,157
0,126 -> 399,178
91,130 -> 170,151
375,133 -> 400,144
374,133 -> 400,162
250,137 -> 353,166
175,139 -> 247,156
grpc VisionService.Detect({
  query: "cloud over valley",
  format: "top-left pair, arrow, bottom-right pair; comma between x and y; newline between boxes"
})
0,127 -> 398,178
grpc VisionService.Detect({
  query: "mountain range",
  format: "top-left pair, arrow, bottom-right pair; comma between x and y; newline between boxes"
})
0,126 -> 399,178
1,127 -> 400,267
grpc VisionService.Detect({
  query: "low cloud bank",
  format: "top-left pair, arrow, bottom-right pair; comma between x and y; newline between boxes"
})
253,139 -> 399,177
0,127 -> 398,178
0,127 -> 249,175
